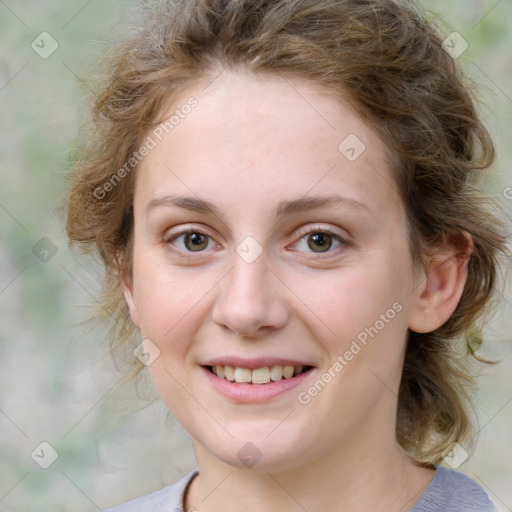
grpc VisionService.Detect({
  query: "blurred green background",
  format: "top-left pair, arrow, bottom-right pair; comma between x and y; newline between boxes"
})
0,1 -> 511,511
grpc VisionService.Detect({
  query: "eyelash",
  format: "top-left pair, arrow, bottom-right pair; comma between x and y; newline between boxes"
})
291,225 -> 349,256
163,225 -> 349,259
163,228 -> 220,259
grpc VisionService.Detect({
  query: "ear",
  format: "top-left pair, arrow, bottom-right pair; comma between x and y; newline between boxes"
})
115,250 -> 140,328
408,231 -> 473,334
122,274 -> 141,328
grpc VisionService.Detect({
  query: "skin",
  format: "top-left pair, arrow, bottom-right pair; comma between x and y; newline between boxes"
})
122,68 -> 472,512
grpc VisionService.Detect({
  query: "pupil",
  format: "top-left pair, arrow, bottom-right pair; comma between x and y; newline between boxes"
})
185,232 -> 208,251
308,233 -> 332,252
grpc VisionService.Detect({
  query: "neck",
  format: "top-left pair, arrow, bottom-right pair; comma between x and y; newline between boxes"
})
186,424 -> 434,512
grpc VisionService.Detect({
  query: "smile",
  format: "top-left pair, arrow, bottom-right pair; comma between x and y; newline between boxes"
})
207,364 -> 312,384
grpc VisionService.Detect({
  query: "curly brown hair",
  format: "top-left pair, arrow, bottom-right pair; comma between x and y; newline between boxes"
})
63,0 -> 509,465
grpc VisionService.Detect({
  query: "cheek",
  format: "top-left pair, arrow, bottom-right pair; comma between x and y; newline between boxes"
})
133,260 -> 213,423
294,260 -> 408,346
132,250 -> 212,340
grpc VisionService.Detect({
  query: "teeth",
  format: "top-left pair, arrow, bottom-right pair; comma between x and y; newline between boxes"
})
270,365 -> 283,381
224,365 -> 235,381
210,364 -> 308,384
283,365 -> 294,379
234,367 -> 252,383
251,367 -> 271,384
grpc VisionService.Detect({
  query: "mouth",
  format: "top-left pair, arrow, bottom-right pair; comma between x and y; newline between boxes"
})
204,364 -> 314,385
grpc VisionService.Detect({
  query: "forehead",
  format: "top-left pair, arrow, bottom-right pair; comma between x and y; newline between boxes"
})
134,69 -> 400,218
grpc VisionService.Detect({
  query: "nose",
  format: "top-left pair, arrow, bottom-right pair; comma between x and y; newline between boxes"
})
211,254 -> 289,338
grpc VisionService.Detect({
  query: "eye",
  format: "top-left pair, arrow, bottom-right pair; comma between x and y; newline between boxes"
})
292,227 -> 347,254
164,230 -> 218,253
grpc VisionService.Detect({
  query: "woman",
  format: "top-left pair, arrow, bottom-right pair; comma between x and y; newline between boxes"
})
64,0 -> 508,510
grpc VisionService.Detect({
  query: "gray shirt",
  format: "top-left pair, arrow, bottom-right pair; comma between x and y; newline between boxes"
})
104,466 -> 497,511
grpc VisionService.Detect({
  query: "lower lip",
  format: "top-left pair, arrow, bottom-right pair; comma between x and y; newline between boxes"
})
201,366 -> 313,403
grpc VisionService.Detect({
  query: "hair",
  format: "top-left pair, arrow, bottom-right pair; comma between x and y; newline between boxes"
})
63,0 -> 509,465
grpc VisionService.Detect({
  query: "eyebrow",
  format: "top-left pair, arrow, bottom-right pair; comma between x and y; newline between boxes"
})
276,194 -> 369,217
144,193 -> 369,217
145,195 -> 222,216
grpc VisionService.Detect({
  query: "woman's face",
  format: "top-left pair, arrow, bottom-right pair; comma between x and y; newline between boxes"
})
123,69 -> 424,471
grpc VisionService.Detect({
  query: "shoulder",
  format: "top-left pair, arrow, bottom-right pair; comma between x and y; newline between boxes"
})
412,466 -> 497,512
103,470 -> 198,512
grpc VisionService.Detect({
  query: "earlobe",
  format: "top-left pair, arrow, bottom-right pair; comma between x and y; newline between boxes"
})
408,232 -> 473,334
122,277 -> 141,328
115,249 -> 140,328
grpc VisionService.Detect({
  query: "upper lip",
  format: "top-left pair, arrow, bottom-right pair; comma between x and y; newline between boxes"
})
202,357 -> 314,369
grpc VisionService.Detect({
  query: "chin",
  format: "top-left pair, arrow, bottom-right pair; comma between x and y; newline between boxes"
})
197,429 -> 317,473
